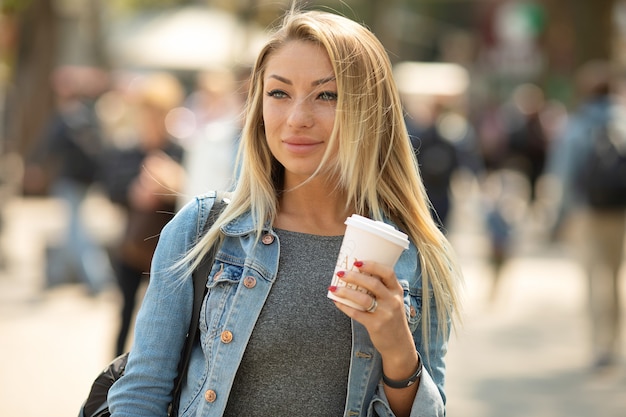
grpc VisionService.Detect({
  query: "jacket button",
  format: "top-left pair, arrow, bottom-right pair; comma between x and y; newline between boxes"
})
410,306 -> 417,318
204,389 -> 217,403
261,233 -> 275,245
220,330 -> 233,344
243,276 -> 256,288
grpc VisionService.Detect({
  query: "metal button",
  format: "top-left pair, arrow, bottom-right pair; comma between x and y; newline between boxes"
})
410,306 -> 417,318
220,330 -> 233,344
204,389 -> 217,403
261,233 -> 275,245
243,276 -> 256,288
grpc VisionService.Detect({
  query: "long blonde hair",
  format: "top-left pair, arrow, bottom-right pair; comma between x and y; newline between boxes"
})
181,10 -> 463,345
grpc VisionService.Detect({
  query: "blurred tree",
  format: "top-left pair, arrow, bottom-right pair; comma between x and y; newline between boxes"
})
0,0 -> 621,163
572,0 -> 615,65
539,0 -> 615,105
2,0 -> 109,159
2,0 -> 57,157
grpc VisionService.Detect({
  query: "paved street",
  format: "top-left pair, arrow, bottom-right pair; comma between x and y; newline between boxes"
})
0,192 -> 624,417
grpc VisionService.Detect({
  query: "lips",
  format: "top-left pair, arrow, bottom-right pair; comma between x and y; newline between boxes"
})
282,137 -> 323,154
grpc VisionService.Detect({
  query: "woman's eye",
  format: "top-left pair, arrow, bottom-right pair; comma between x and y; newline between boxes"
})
266,89 -> 288,99
318,91 -> 338,101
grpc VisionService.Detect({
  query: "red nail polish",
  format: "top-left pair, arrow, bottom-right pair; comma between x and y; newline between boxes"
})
336,270 -> 345,277
328,285 -> 338,293
353,260 -> 363,268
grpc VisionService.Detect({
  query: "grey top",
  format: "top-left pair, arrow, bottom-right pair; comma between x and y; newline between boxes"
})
223,229 -> 351,416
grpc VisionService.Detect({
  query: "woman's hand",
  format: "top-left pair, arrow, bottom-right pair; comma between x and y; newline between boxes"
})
329,260 -> 420,417
329,260 -> 414,356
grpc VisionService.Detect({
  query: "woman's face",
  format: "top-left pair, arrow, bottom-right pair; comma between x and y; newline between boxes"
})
262,40 -> 338,186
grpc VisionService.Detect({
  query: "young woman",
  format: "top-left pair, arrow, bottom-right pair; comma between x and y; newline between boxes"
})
108,9 -> 463,417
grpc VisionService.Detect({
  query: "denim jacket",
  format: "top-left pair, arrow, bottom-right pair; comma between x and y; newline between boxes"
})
108,192 -> 448,417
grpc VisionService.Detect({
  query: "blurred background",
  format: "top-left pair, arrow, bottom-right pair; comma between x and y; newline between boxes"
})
0,0 -> 625,416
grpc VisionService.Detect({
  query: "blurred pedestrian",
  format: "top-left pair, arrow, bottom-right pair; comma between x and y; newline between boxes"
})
99,72 -> 186,356
404,97 -> 475,233
474,85 -> 550,296
547,59 -> 626,370
0,152 -> 23,271
396,64 -> 482,234
176,66 -> 247,208
25,65 -> 114,294
502,83 -> 550,203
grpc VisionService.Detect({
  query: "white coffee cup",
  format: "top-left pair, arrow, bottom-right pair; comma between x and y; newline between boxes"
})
328,214 -> 410,310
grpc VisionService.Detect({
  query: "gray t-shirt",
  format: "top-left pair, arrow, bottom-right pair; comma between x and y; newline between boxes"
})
224,229 -> 351,416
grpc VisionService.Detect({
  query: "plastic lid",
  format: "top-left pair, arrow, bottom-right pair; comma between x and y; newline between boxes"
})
345,214 -> 410,249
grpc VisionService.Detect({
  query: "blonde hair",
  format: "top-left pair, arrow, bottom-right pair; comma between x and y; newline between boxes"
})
181,10 -> 463,346
130,72 -> 184,113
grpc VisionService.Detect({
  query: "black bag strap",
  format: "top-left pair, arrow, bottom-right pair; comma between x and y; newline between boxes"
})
169,192 -> 229,416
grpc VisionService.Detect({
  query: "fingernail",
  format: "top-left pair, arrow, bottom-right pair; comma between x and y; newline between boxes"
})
336,270 -> 345,277
328,285 -> 338,293
353,260 -> 363,268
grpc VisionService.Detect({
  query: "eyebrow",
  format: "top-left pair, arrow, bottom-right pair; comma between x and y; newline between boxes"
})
267,74 -> 336,86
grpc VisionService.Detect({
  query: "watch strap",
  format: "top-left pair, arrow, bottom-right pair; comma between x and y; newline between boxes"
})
382,355 -> 423,389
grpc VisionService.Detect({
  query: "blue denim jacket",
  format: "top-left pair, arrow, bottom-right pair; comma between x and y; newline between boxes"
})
108,192 -> 448,417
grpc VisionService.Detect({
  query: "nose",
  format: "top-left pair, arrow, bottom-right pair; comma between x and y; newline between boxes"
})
287,99 -> 314,128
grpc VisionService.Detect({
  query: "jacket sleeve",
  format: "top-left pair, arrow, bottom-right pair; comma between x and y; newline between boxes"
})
368,243 -> 449,416
370,368 -> 445,417
368,306 -> 448,417
108,196 -> 209,417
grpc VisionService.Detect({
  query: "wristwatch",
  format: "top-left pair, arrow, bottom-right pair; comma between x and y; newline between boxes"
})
382,357 -> 423,389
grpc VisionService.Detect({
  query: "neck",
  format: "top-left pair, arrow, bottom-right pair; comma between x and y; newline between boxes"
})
275,179 -> 353,236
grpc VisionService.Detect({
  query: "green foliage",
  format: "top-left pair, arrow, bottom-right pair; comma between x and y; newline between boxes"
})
109,0 -> 192,13
1,0 -> 33,13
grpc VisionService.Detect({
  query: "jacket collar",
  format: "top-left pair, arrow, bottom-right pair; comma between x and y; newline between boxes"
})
219,205 -> 402,238
220,210 -> 272,237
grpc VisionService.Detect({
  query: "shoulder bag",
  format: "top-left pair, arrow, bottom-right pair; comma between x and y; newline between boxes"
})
78,193 -> 229,417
